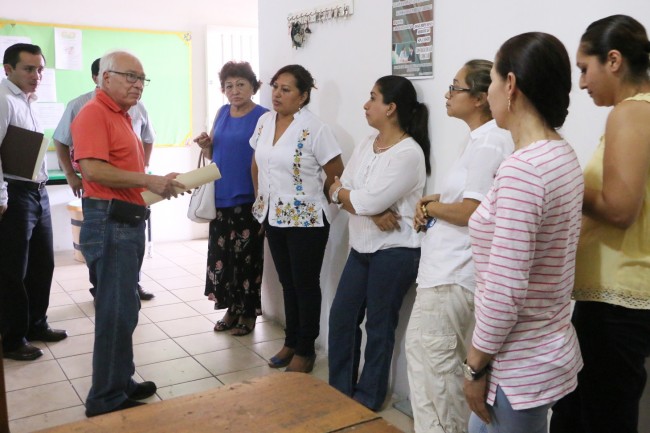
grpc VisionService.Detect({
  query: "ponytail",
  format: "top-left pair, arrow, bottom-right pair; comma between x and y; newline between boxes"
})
408,102 -> 431,175
375,75 -> 431,175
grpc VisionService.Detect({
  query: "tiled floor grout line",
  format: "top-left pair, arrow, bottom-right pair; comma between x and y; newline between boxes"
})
4,240 -> 413,432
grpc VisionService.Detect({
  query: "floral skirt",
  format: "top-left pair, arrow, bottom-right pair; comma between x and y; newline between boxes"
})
205,203 -> 263,317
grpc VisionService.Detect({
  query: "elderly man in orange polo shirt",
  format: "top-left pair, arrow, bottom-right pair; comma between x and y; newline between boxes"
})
71,50 -> 184,417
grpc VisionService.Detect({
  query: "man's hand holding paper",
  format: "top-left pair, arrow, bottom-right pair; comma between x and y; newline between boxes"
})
142,162 -> 221,205
145,172 -> 185,200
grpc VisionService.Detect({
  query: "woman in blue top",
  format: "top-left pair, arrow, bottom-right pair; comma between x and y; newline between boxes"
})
194,61 -> 268,336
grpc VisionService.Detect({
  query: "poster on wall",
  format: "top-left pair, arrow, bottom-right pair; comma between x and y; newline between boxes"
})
391,0 -> 434,78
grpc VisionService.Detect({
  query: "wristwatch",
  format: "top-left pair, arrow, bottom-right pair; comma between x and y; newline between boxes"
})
331,186 -> 343,204
462,359 -> 490,381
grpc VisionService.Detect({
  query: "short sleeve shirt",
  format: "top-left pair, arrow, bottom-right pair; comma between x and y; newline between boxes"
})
71,89 -> 145,204
250,108 -> 341,227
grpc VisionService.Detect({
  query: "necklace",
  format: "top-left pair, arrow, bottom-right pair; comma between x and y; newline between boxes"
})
374,132 -> 407,153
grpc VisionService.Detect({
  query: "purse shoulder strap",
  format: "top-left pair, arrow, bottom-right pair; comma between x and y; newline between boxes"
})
197,152 -> 206,168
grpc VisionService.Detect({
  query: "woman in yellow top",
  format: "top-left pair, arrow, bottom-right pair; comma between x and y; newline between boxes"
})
551,15 -> 650,433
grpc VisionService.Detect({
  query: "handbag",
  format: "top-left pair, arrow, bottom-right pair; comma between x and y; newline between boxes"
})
187,154 -> 217,223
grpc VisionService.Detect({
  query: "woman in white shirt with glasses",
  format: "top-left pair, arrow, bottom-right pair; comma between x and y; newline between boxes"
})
406,59 -> 513,433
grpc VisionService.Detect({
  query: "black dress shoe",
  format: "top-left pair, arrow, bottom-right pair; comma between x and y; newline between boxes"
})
26,327 -> 68,342
85,399 -> 145,418
128,381 -> 157,400
137,284 -> 154,301
3,343 -> 43,361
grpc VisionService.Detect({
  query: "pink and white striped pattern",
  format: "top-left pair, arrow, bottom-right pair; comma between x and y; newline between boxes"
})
468,139 -> 584,410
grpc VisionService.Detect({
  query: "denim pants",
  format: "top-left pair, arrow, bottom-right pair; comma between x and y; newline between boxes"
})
0,183 -> 54,351
81,199 -> 144,414
328,247 -> 420,411
406,284 -> 475,433
469,386 -> 552,433
550,301 -> 650,433
264,222 -> 330,357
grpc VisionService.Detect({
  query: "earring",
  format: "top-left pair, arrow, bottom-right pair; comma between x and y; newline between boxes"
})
507,97 -> 511,112
386,111 -> 390,117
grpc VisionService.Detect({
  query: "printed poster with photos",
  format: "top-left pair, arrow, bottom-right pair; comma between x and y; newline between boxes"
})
391,0 -> 434,78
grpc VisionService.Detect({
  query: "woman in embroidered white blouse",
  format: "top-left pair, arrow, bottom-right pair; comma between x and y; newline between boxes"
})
250,65 -> 344,373
327,75 -> 431,411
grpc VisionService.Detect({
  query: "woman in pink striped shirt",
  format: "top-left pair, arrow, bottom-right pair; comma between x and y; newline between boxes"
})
464,32 -> 585,433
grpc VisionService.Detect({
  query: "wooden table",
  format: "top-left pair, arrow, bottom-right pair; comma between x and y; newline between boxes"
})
36,373 -> 403,432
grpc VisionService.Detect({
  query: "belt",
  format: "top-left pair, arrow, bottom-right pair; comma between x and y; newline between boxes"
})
5,178 -> 47,191
82,198 -> 110,210
82,198 -> 150,223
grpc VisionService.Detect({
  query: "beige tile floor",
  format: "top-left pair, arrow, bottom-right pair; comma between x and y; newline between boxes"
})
3,240 -> 414,432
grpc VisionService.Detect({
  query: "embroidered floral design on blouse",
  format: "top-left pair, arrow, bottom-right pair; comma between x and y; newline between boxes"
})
292,129 -> 310,195
254,124 -> 264,146
275,197 -> 320,227
252,195 -> 266,220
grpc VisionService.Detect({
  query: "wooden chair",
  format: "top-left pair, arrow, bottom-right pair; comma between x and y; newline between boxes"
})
0,336 -> 9,433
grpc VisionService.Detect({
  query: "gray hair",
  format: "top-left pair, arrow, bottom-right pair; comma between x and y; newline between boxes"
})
97,50 -> 137,87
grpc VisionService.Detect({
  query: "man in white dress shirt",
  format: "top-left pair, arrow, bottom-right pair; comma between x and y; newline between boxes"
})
0,43 -> 67,361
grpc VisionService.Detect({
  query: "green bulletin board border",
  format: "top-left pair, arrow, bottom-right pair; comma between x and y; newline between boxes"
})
0,18 -> 192,147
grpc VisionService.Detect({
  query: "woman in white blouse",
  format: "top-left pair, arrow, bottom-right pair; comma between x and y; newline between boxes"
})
250,64 -> 344,373
327,75 -> 430,411
406,59 -> 513,433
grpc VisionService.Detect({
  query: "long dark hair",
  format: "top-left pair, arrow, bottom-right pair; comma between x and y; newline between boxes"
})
580,14 -> 650,83
495,32 -> 571,129
375,75 -> 431,175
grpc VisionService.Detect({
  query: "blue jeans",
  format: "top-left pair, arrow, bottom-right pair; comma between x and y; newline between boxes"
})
328,247 -> 420,411
469,386 -> 552,433
0,182 -> 54,351
264,222 -> 330,357
81,199 -> 144,414
551,301 -> 650,433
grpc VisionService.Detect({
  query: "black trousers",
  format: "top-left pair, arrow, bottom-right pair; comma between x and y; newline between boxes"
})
264,221 -> 329,357
551,301 -> 650,433
0,182 -> 54,351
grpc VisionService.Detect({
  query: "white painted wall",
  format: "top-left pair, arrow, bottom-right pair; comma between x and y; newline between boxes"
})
5,0 -> 650,422
3,0 -> 258,251
258,0 -> 650,405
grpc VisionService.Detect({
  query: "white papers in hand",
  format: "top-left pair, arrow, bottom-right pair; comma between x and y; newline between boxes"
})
141,162 -> 221,205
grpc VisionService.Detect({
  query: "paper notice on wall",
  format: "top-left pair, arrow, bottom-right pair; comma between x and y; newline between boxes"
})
142,163 -> 221,205
391,0 -> 434,78
32,102 -> 65,130
0,36 -> 31,59
54,27 -> 83,70
35,68 -> 57,102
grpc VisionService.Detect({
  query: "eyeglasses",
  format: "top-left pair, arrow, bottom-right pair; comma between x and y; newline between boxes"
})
448,84 -> 471,93
108,70 -> 150,86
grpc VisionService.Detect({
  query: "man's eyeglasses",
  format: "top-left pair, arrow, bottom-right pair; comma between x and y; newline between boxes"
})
108,70 -> 150,86
448,84 -> 471,93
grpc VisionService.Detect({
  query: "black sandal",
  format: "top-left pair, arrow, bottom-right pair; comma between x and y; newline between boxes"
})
213,312 -> 238,332
231,318 -> 256,336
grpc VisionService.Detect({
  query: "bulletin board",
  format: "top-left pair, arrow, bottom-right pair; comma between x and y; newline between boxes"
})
0,19 -> 192,147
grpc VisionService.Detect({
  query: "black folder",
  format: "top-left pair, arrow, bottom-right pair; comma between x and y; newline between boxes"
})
0,125 -> 48,181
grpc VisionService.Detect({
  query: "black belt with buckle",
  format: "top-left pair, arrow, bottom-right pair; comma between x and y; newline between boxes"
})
5,178 -> 47,191
82,198 -> 110,210
83,198 -> 149,225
